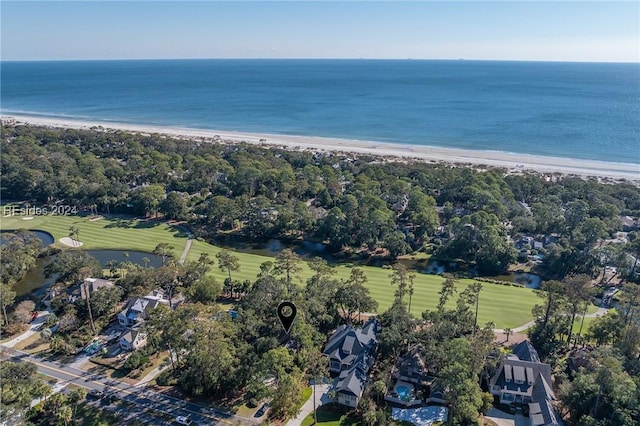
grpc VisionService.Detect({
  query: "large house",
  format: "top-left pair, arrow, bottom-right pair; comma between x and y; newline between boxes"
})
385,344 -> 445,407
323,319 -> 380,408
620,215 -> 639,232
117,290 -> 168,327
116,290 -> 168,352
392,344 -> 429,385
489,341 -> 561,426
80,277 -> 115,300
119,328 -> 147,351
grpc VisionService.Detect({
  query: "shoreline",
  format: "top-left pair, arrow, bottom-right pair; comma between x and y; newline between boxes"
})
2,114 -> 639,182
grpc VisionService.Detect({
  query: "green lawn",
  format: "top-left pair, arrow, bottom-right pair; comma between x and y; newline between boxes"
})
301,403 -> 357,426
188,239 -> 540,328
2,214 -> 541,329
1,214 -> 188,252
572,309 -> 613,334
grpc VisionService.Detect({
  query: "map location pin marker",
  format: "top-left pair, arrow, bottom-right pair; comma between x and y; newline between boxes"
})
277,301 -> 297,334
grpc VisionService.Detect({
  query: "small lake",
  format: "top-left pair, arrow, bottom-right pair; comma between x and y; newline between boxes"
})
483,272 -> 542,289
13,256 -> 58,298
0,229 -> 55,247
211,235 -> 335,262
84,250 -> 163,268
11,250 -> 163,298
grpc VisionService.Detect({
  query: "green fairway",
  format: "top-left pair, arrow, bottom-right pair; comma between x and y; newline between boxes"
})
572,309 -> 613,334
1,214 -> 541,328
0,214 -> 188,252
188,240 -> 540,328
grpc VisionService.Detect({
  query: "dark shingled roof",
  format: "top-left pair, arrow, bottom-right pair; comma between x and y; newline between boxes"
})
512,340 -> 541,363
395,343 -> 430,382
491,341 -> 559,426
334,365 -> 367,397
323,318 -> 380,372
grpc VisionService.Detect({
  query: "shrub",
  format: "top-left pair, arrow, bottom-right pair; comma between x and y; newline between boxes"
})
3,322 -> 26,336
124,351 -> 145,370
155,369 -> 174,386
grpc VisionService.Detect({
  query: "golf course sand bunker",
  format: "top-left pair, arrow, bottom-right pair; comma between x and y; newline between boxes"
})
59,237 -> 83,247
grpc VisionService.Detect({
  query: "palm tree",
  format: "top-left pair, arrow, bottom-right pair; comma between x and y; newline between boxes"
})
106,260 -> 118,277
69,226 -> 80,246
68,388 -> 87,421
83,279 -> 96,335
57,405 -> 72,426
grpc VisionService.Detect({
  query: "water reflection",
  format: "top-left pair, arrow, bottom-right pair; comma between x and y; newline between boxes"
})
11,250 -> 162,298
84,250 -> 163,268
13,257 -> 57,298
211,235 -> 334,262
0,230 -> 55,247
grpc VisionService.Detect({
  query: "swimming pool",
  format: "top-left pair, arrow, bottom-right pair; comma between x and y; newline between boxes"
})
397,385 -> 412,399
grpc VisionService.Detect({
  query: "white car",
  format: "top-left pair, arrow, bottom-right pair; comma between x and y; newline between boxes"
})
175,416 -> 193,425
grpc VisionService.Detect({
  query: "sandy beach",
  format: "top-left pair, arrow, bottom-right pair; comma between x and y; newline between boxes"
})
3,114 -> 639,182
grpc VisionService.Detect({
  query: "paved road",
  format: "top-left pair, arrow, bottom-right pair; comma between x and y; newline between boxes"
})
177,227 -> 194,265
0,347 -> 256,425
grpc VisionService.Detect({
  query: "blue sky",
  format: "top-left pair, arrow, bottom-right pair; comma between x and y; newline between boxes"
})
2,1 -> 638,62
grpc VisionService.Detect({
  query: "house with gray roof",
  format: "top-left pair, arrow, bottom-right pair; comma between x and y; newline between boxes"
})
117,290 -> 169,327
323,319 -> 380,408
392,343 -> 430,385
80,277 -> 115,300
489,341 -> 561,426
620,215 -> 639,232
333,365 -> 368,408
385,344 -> 446,407
323,319 -> 379,374
119,328 -> 147,351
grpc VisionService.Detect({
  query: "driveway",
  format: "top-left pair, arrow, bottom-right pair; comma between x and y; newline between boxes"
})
486,408 -> 529,426
286,383 -> 331,426
1,310 -> 50,348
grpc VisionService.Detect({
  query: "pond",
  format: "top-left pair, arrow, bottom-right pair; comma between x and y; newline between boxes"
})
211,235 -> 335,262
12,256 -> 58,298
483,272 -> 542,289
84,250 -> 163,268
0,229 -> 55,247
11,250 -> 163,299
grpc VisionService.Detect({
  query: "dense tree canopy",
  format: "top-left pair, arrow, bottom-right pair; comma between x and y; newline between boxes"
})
4,124 -> 638,280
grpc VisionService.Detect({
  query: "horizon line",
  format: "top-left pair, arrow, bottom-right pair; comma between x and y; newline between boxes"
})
2,57 -> 639,65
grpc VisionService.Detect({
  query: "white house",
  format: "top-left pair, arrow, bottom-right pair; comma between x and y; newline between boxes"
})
117,290 -> 169,327
119,328 -> 147,351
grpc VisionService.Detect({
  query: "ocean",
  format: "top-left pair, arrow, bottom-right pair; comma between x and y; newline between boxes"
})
1,59 -> 639,164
